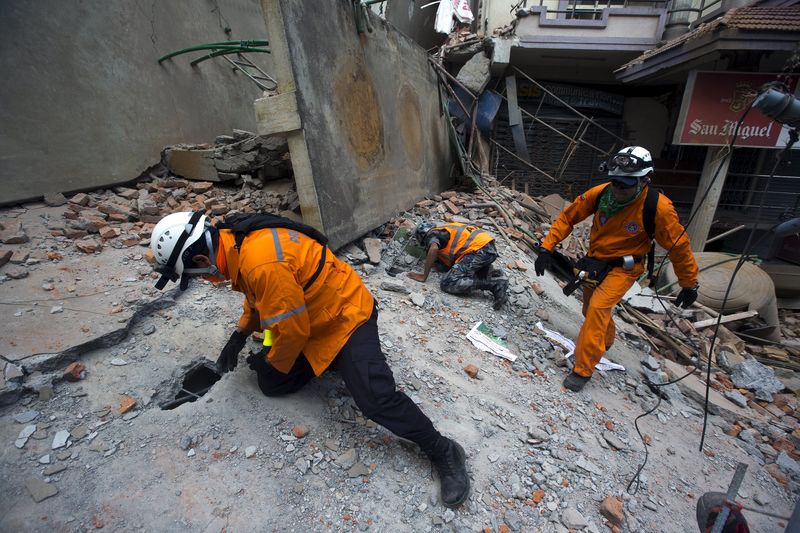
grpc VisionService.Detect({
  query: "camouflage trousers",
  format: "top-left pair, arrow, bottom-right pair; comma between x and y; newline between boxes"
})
440,242 -> 499,295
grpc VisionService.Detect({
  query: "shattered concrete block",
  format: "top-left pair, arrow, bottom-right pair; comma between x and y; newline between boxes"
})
5,265 -> 29,279
43,192 -> 68,206
730,358 -> 785,402
25,478 -> 58,503
456,51 -> 491,95
363,238 -> 383,264
0,221 -> 29,244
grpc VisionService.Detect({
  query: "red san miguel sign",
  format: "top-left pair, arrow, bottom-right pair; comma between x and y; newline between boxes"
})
674,71 -> 800,148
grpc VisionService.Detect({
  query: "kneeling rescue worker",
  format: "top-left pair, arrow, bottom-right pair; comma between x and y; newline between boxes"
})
150,210 -> 470,507
409,221 -> 509,309
535,146 -> 700,392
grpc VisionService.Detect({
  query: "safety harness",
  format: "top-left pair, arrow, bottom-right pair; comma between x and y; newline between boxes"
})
216,213 -> 330,291
563,186 -> 660,295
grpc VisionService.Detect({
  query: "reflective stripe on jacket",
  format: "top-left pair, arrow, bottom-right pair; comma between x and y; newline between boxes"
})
540,183 -> 699,288
217,227 -> 374,376
431,223 -> 494,267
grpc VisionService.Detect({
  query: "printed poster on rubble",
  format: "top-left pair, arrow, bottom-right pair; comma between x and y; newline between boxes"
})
534,322 -> 625,372
466,321 -> 517,362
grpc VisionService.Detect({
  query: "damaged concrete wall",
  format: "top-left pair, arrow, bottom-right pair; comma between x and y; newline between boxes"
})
256,1 -> 452,249
0,0 -> 272,205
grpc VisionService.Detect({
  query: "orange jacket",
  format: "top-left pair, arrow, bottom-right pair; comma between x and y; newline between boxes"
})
541,183 -> 699,288
431,223 -> 494,267
217,227 -> 374,376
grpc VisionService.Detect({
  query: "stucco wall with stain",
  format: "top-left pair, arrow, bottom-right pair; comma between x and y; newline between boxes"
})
264,1 -> 452,248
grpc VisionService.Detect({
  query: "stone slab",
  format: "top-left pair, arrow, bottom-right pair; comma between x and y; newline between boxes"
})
258,1 -> 452,249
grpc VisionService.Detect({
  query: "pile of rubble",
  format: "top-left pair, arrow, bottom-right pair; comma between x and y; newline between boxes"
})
372,178 -> 800,495
163,129 -> 291,183
7,173 -> 301,262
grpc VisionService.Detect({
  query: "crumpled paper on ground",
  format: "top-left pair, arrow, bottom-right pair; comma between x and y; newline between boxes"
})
534,321 -> 625,372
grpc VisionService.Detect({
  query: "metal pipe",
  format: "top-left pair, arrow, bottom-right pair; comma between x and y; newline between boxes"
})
158,41 -> 269,63
704,224 -> 746,245
189,47 -> 270,67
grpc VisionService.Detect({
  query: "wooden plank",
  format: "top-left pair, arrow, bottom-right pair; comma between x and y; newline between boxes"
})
692,310 -> 758,330
254,91 -> 302,136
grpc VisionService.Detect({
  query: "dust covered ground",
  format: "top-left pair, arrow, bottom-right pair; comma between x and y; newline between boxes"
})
0,195 -> 796,532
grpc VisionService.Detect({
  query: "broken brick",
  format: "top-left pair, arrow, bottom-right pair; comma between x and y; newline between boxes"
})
441,191 -> 457,200
69,192 -> 90,206
47,251 -> 63,261
189,181 -> 214,193
99,226 -> 120,240
75,238 -> 101,254
63,362 -> 86,382
144,249 -> 156,264
463,364 -> 479,379
443,200 -> 460,215
0,221 -> 29,244
118,396 -> 137,414
291,425 -> 309,438
599,496 -> 624,527
531,489 -> 545,504
531,282 -> 544,295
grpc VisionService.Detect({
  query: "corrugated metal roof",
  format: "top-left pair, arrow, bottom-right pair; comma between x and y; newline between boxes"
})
617,3 -> 800,72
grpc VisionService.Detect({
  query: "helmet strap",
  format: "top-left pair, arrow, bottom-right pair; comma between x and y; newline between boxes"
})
155,210 -> 205,290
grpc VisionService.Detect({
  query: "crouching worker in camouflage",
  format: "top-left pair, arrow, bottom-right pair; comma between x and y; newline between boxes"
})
150,210 -> 470,508
408,221 -> 508,309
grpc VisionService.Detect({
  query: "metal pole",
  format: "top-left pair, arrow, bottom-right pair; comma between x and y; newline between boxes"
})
711,463 -> 747,533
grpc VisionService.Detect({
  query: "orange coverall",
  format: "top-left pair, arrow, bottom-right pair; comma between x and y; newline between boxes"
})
541,183 -> 699,377
216,227 -> 374,376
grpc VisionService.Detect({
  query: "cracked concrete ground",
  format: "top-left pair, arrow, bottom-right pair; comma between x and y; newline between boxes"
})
0,200 -> 795,532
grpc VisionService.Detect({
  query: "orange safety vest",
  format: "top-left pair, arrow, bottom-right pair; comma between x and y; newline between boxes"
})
431,223 -> 494,267
217,227 -> 374,376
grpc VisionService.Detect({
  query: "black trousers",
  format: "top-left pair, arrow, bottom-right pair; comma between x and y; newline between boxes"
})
252,307 -> 441,453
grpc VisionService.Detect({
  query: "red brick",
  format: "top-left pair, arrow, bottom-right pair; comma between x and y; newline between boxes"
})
69,192 -> 90,206
599,496 -> 625,527
63,362 -> 85,382
75,238 -> 101,254
291,425 -> 309,438
463,364 -> 479,379
531,282 -> 544,295
118,395 -> 137,414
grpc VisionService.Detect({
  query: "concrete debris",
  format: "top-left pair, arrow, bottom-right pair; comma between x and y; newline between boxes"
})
245,446 -> 257,458
363,238 -> 383,264
13,410 -> 39,424
15,424 -> 36,448
724,390 -> 749,408
380,281 -> 410,294
25,478 -> 58,503
561,507 -> 589,529
163,131 -> 290,182
456,52 -> 491,95
410,292 -> 425,307
730,358 -> 785,402
51,430 -> 70,450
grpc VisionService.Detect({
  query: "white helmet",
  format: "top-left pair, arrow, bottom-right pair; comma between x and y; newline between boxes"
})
606,146 -> 653,180
151,211 -> 217,290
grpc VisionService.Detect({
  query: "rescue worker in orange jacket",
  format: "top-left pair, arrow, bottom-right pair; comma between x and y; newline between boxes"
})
535,146 -> 699,392
150,211 -> 470,508
408,221 -> 509,309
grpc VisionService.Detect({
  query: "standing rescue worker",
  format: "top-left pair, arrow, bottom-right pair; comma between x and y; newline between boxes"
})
535,146 -> 700,392
150,211 -> 470,508
408,221 -> 509,309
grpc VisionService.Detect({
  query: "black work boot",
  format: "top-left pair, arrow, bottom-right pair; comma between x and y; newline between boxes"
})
490,279 -> 508,310
563,371 -> 591,392
428,437 -> 470,508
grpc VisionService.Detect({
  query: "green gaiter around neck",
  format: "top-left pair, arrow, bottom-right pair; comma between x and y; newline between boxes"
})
597,183 -> 643,220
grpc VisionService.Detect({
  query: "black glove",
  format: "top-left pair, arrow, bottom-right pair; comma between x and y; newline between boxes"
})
675,284 -> 699,308
534,248 -> 552,276
246,348 -> 271,373
216,330 -> 248,373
